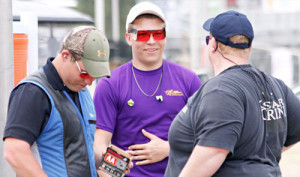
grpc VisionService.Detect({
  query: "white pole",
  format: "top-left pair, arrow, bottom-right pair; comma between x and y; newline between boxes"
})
0,0 -> 16,175
95,0 -> 105,32
189,0 -> 201,71
112,0 -> 120,42
21,13 -> 38,74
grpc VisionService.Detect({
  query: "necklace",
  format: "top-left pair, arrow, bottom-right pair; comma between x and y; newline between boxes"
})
131,61 -> 164,97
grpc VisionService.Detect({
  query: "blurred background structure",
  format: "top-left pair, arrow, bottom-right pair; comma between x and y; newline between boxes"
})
1,0 -> 299,176
10,0 -> 300,87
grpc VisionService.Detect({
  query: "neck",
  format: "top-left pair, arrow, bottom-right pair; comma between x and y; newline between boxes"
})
52,55 -> 64,80
213,53 -> 248,76
132,58 -> 163,71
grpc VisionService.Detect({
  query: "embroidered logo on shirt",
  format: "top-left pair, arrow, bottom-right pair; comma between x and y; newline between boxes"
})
165,89 -> 184,96
89,113 -> 95,117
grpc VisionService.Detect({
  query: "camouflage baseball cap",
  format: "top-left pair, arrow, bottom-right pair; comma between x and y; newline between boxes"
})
62,26 -> 110,78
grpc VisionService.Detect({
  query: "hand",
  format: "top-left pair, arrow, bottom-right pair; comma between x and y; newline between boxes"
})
96,154 -> 134,177
124,161 -> 134,175
127,129 -> 170,165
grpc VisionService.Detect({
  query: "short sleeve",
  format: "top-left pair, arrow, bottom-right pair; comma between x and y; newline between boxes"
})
4,83 -> 51,145
284,86 -> 300,146
194,90 -> 244,153
93,78 -> 118,133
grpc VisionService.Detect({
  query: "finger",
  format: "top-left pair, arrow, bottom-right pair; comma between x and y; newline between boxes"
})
132,155 -> 148,161
141,129 -> 156,140
135,159 -> 152,166
128,161 -> 134,169
130,149 -> 148,156
126,150 -> 134,156
124,168 -> 130,174
128,144 -> 146,150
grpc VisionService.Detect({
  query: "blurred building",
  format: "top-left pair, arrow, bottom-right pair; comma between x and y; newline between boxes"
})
138,0 -> 300,86
13,0 -> 93,68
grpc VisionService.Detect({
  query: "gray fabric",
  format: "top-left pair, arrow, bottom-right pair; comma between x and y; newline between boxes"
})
165,65 -> 300,177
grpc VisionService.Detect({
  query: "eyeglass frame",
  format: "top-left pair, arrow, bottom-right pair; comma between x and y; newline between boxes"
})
75,60 -> 93,79
129,28 -> 166,41
66,49 -> 93,79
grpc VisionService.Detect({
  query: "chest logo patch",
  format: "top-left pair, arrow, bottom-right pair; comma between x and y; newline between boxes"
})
165,89 -> 183,96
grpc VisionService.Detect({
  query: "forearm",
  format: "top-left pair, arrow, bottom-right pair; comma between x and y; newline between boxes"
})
179,145 -> 229,177
4,138 -> 47,177
94,129 -> 113,176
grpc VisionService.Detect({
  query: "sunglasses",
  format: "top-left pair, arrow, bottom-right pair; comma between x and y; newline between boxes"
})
206,36 -> 212,45
130,29 -> 166,41
75,61 -> 92,79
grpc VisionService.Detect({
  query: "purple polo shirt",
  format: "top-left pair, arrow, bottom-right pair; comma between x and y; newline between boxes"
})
94,60 -> 201,177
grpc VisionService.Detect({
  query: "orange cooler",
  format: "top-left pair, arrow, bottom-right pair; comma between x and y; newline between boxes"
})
13,34 -> 28,86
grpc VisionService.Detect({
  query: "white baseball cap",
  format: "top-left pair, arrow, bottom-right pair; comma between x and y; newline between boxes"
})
125,1 -> 165,32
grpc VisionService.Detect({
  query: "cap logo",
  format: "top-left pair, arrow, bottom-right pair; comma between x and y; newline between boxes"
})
97,50 -> 107,57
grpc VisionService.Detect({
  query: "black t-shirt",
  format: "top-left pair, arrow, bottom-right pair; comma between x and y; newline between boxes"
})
3,58 -> 82,145
165,65 -> 300,177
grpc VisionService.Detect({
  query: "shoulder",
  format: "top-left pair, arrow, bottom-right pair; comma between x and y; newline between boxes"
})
13,82 -> 48,97
95,62 -> 131,93
201,74 -> 240,98
97,62 -> 130,83
164,60 -> 197,75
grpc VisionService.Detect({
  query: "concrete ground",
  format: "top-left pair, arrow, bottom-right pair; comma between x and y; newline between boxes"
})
279,142 -> 300,177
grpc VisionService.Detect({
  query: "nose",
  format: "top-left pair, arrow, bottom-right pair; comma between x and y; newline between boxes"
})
85,77 -> 95,86
147,34 -> 155,44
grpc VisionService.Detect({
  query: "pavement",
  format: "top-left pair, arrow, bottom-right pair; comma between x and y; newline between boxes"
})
279,142 -> 300,177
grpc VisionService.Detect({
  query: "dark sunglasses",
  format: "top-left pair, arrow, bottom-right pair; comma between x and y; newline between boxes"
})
206,36 -> 212,45
130,29 -> 166,42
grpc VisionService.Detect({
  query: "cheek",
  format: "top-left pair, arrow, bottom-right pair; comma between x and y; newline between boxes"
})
158,40 -> 166,50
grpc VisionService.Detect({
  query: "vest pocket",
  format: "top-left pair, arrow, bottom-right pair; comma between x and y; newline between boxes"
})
88,120 -> 97,124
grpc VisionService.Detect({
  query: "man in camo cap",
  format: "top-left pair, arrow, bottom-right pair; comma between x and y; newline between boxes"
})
3,26 -> 110,177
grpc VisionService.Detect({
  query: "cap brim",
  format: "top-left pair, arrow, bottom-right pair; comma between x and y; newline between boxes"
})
81,57 -> 111,78
203,18 -> 214,31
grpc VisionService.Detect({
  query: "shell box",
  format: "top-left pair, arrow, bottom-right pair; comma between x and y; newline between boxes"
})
99,144 -> 132,177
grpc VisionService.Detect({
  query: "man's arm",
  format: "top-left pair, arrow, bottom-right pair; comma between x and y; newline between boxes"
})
179,145 -> 229,177
128,129 -> 169,165
4,137 -> 48,177
94,129 -> 113,177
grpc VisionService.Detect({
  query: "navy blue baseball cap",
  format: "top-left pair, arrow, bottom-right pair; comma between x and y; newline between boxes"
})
203,10 -> 254,49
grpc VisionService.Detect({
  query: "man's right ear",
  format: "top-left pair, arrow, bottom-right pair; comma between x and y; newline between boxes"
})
125,33 -> 133,46
61,50 -> 70,61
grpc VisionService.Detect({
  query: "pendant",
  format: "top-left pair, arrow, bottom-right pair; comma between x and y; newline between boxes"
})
156,95 -> 163,102
127,99 -> 134,107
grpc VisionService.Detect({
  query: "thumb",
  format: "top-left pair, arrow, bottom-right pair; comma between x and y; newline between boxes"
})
141,129 -> 156,140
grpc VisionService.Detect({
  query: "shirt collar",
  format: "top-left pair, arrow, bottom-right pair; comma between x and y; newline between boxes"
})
43,57 -> 65,91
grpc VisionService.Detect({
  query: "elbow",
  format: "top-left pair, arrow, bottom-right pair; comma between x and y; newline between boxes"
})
4,145 -> 16,165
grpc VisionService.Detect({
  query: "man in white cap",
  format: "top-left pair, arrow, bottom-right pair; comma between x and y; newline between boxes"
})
93,1 -> 201,177
4,26 -> 110,177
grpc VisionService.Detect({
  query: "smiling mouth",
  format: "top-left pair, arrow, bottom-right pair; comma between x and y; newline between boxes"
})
145,49 -> 158,53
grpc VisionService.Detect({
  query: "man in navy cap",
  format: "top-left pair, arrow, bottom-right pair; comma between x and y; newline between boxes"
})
165,10 -> 300,177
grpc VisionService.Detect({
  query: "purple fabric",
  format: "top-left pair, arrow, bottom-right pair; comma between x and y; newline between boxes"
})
94,60 -> 201,177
